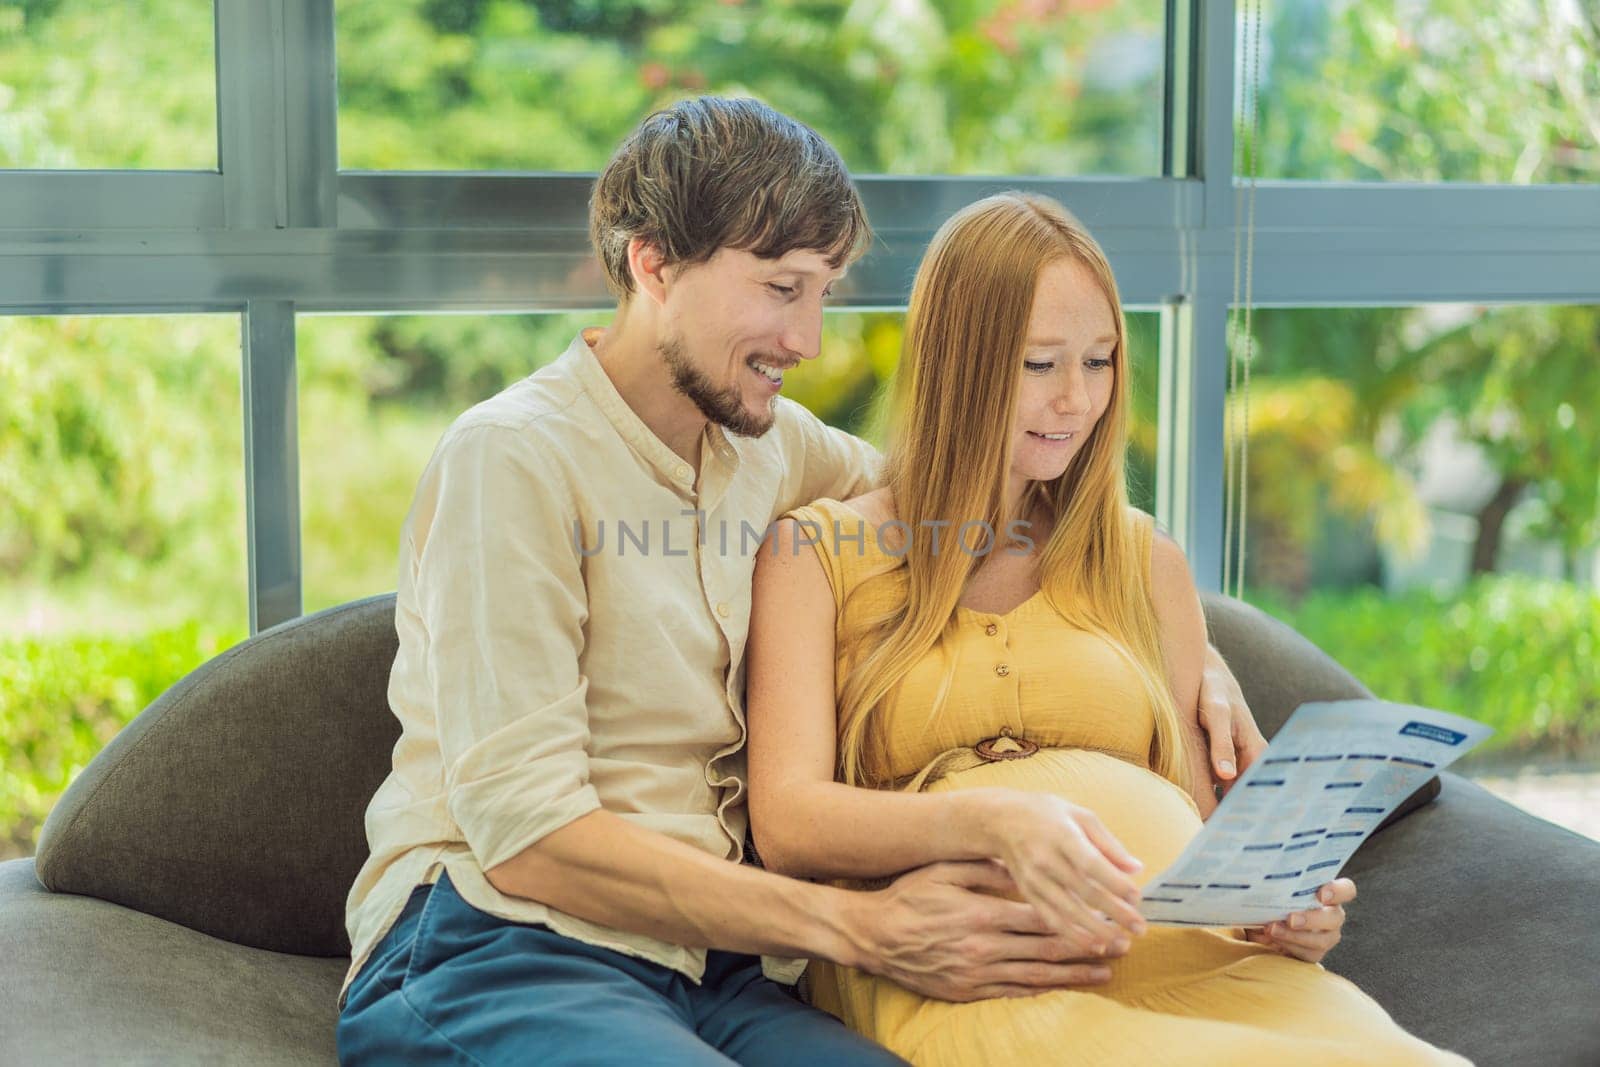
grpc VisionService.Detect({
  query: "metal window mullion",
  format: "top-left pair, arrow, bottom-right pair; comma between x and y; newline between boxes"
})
242,300 -> 302,632
335,173 -> 1196,231
1176,293 -> 1231,592
1163,0 -> 1198,179
1154,301 -> 1184,536
1249,181 -> 1600,229
216,0 -> 290,230
1195,0 -> 1237,231
1190,0 -> 1238,592
282,0 -> 338,227
3,214 -> 1593,314
1154,0 -> 1235,591
219,0 -> 311,630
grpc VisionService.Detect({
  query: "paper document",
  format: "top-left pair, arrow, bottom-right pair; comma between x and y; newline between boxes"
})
1138,699 -> 1491,928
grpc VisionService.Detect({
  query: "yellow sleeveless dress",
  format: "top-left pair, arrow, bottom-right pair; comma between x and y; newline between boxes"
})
788,498 -> 1470,1067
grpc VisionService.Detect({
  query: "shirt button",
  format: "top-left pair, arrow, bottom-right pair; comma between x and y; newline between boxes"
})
984,623 -> 998,636
716,602 -> 731,618
995,664 -> 1010,677
675,464 -> 691,479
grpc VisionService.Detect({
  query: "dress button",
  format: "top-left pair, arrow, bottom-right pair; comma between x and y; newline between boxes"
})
995,664 -> 1010,677
984,623 -> 998,636
716,602 -> 730,618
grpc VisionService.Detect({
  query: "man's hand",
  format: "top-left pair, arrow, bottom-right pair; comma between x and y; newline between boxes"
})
1199,643 -> 1269,795
843,860 -> 1125,1002
1242,879 -> 1356,964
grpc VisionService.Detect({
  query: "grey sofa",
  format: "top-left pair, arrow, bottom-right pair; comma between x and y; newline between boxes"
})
2,593 -> 1597,1065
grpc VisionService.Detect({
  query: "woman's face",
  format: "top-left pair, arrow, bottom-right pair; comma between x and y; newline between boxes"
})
1008,257 -> 1118,498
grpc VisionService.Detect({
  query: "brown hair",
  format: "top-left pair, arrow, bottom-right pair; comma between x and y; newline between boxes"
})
589,96 -> 873,298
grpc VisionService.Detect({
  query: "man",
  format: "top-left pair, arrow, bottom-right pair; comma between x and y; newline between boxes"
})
337,96 -> 1266,1065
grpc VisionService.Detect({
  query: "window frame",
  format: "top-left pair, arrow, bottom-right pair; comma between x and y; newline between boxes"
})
1,0 -> 1596,631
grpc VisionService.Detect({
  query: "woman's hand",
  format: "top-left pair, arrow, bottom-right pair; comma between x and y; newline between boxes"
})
982,790 -> 1148,956
1243,878 -> 1356,963
1197,644 -> 1269,794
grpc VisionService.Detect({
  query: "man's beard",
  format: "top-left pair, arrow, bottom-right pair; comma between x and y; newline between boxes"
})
660,337 -> 776,438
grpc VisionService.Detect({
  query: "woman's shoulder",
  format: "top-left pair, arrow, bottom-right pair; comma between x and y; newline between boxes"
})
773,489 -> 902,603
782,488 -> 896,537
839,487 -> 896,526
1117,506 -> 1192,602
1133,510 -> 1199,609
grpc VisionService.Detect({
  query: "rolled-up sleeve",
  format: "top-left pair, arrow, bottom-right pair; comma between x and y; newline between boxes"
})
410,423 -> 600,871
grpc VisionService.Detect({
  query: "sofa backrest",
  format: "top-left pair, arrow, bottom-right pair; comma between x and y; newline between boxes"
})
32,590 -> 1380,957
1199,592 -> 1376,738
35,595 -> 403,957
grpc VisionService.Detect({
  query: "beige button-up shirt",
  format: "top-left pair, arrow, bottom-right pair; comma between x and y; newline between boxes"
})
341,331 -> 880,1004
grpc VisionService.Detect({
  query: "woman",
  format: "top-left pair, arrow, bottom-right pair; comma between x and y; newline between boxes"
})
744,193 -> 1468,1065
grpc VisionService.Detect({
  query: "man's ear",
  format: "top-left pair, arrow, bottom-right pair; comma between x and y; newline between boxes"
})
627,238 -> 671,308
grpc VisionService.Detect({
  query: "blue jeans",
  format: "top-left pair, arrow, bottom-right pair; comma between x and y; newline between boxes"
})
337,870 -> 907,1066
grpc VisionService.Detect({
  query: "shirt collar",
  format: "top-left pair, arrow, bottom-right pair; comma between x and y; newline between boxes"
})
562,330 -> 741,491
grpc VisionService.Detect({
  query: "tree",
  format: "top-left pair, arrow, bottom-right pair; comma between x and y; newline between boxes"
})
1414,306 -> 1600,574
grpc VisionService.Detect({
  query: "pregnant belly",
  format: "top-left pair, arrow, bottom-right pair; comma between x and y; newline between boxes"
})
917,748 -> 1257,994
921,747 -> 1205,882
812,751 -> 1260,1017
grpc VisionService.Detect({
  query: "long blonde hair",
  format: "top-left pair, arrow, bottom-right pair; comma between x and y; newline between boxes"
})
837,193 -> 1190,795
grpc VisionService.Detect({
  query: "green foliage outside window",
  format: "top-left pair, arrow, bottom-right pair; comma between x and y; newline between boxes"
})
0,0 -> 215,169
1,624 -> 245,860
333,0 -> 1165,175
1256,0 -> 1598,184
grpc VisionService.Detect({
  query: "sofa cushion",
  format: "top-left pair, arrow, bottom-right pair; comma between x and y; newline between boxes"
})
0,858 -> 346,1064
1332,773 -> 1600,1065
33,595 -> 403,956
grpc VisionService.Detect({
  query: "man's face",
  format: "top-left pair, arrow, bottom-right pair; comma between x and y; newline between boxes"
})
656,247 -> 844,437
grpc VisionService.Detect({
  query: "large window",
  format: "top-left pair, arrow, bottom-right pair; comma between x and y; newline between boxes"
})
0,314 -> 246,861
335,0 -> 1167,175
3,0 -> 1596,856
